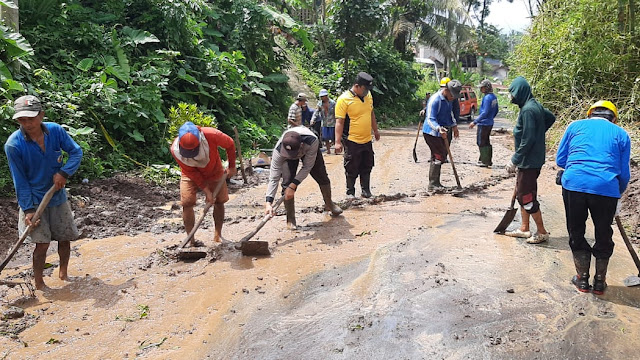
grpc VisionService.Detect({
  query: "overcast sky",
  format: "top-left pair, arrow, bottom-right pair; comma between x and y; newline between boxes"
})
484,0 -> 533,33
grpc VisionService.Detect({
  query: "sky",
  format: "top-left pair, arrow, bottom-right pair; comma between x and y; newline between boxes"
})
484,0 -> 533,34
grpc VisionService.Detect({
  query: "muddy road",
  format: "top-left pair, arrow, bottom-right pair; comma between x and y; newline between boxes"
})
1,119 -> 640,359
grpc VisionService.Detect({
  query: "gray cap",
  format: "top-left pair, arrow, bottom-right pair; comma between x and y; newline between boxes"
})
479,79 -> 493,91
296,93 -> 308,101
447,80 -> 462,98
13,95 -> 43,119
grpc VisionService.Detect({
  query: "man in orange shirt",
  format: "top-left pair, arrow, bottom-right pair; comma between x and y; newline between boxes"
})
171,122 -> 237,245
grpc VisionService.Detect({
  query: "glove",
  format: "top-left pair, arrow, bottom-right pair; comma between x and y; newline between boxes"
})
615,200 -> 622,216
505,162 -> 517,174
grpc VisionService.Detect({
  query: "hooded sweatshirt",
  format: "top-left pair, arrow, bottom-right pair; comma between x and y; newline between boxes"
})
508,76 -> 555,168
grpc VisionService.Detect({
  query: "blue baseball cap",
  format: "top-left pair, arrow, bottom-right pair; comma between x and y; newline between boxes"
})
178,122 -> 200,158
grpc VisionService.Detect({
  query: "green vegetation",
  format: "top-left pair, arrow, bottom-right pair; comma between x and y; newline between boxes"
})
0,0 -> 299,193
511,0 -> 640,160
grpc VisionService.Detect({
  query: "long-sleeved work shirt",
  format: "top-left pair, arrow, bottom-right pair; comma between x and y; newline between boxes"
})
4,122 -> 83,212
265,127 -> 319,203
422,89 -> 456,137
473,92 -> 498,126
170,127 -> 236,189
556,117 -> 631,198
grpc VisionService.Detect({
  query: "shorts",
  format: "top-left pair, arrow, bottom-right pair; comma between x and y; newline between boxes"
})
180,175 -> 229,207
18,201 -> 79,244
321,127 -> 335,142
516,168 -> 541,214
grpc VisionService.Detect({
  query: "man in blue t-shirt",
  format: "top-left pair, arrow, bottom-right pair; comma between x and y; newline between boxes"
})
4,95 -> 83,290
556,100 -> 631,295
469,79 -> 498,167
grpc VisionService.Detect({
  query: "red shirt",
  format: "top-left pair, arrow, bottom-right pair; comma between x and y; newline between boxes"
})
170,127 -> 236,189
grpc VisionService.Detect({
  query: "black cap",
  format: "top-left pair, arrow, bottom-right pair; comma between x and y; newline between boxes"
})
280,131 -> 302,158
355,72 -> 374,89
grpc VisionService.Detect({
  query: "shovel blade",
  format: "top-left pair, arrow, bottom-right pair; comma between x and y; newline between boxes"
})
624,276 -> 640,287
239,241 -> 271,256
494,208 -> 518,234
177,250 -> 207,260
413,148 -> 418,163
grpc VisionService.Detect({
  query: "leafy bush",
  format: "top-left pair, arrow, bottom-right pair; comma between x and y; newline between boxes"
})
167,103 -> 217,142
0,0 -> 296,192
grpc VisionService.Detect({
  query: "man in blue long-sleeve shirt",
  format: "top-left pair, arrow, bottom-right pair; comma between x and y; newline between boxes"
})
422,79 -> 462,190
4,95 -> 83,290
556,100 -> 631,295
469,79 -> 498,167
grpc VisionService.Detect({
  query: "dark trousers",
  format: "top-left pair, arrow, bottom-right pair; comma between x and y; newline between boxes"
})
562,188 -> 617,259
343,139 -> 374,179
476,125 -> 492,147
423,133 -> 447,162
282,147 -> 330,192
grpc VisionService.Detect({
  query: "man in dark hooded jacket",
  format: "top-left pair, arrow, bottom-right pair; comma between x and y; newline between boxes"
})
504,76 -> 556,244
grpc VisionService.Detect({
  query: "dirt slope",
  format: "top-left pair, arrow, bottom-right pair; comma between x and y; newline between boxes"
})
1,119 -> 640,359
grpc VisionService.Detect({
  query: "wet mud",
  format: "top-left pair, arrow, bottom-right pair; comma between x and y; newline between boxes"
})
1,118 -> 640,359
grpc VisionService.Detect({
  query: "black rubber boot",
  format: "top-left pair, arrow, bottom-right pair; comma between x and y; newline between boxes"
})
428,163 -> 443,190
570,251 -> 591,293
360,172 -> 372,198
284,198 -> 297,230
346,176 -> 356,197
319,184 -> 343,216
593,258 -> 609,295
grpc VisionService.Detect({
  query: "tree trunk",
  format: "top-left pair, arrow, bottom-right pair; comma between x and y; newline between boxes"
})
619,0 -> 626,33
630,0 -> 636,35
1,0 -> 19,32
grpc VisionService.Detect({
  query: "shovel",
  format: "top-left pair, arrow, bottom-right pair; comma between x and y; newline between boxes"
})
176,174 -> 227,260
443,136 -> 462,189
234,196 -> 285,256
494,185 -> 518,234
412,121 -> 422,162
615,216 -> 640,287
0,185 -> 57,273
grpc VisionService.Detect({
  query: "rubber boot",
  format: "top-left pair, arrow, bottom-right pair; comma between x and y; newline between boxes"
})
476,146 -> 486,167
593,258 -> 609,295
428,163 -> 443,190
486,145 -> 493,167
346,176 -> 356,198
320,184 -> 343,216
360,172 -> 372,198
570,251 -> 591,293
284,198 -> 297,230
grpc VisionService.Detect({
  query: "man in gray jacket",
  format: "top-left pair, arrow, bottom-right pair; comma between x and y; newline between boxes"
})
265,127 -> 342,230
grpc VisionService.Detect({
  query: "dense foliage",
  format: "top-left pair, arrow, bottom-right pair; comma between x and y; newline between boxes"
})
511,0 -> 640,159
289,0 -> 424,127
0,0 -> 298,192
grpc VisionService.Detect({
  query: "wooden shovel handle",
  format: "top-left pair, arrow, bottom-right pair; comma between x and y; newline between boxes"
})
0,185 -> 57,273
615,216 -> 640,276
509,184 -> 518,210
443,136 -> 462,189
239,196 -> 285,243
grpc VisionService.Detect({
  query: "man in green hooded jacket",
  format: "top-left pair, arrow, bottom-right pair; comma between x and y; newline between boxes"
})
504,76 -> 556,244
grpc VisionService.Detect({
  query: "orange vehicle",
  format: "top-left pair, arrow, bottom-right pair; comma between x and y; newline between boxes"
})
458,86 -> 478,121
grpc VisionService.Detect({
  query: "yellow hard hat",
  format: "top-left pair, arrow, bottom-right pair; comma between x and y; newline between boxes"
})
587,100 -> 618,119
439,77 -> 451,87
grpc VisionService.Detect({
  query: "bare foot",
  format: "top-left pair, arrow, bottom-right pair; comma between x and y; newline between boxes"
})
213,235 -> 222,243
190,239 -> 205,247
34,281 -> 48,290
